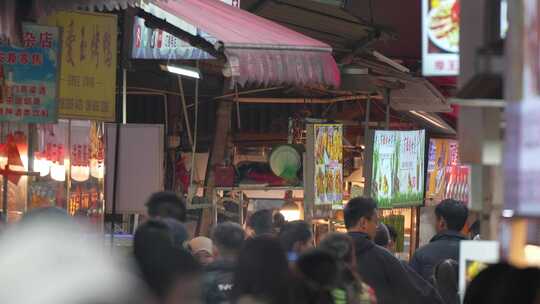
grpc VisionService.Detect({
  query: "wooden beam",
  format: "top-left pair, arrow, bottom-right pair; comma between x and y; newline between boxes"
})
228,95 -> 370,104
214,86 -> 285,100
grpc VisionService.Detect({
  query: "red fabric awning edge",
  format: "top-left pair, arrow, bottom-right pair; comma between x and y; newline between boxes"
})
151,0 -> 341,88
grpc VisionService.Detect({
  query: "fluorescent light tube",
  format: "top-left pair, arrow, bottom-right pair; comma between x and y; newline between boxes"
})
160,64 -> 201,79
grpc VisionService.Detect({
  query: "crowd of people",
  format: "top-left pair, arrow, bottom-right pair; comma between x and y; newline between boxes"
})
0,192 -> 539,303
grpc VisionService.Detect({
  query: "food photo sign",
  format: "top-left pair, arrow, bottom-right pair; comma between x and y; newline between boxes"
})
422,0 -> 460,76
426,138 -> 470,205
313,124 -> 343,210
371,130 -> 426,208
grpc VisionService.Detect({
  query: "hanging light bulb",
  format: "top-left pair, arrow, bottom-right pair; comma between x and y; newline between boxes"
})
280,201 -> 301,222
71,164 -> 90,182
50,161 -> 66,182
90,158 -> 104,179
33,153 -> 50,177
0,144 -> 7,170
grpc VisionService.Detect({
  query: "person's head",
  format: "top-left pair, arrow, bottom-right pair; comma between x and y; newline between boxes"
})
247,209 -> 273,237
279,220 -> 313,255
232,235 -> 291,304
0,213 -> 146,304
343,197 -> 379,240
134,220 -> 175,263
374,223 -> 390,247
435,199 -> 469,233
273,212 -> 286,231
161,218 -> 189,249
187,236 -> 215,266
212,222 -> 245,259
296,249 -> 338,289
134,220 -> 202,303
146,191 -> 186,222
319,233 -> 356,267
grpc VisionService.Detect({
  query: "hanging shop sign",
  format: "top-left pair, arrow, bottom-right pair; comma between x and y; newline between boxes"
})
313,124 -> 343,210
131,0 -> 239,61
0,23 -> 59,123
371,130 -> 426,208
426,138 -> 470,205
421,0 -> 460,76
46,11 -> 117,121
131,16 -> 216,61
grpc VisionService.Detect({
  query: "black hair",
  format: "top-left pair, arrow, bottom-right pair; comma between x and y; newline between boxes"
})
273,212 -> 286,229
133,220 -> 201,299
435,199 -> 469,231
212,222 -> 245,253
343,197 -> 377,230
161,218 -> 189,249
374,223 -> 390,247
296,249 -> 338,288
279,220 -> 312,252
463,263 -> 540,304
247,209 -> 273,236
146,191 -> 186,222
232,235 -> 292,304
319,233 -> 355,265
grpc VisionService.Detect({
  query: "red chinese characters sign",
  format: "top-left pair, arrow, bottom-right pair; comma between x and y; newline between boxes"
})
0,23 -> 59,123
46,12 -> 117,121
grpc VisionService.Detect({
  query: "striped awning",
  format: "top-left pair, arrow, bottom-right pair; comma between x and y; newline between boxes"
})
139,0 -> 340,87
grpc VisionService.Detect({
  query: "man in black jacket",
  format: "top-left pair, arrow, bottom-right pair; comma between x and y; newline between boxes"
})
344,197 -> 444,304
410,199 -> 468,283
203,222 -> 245,304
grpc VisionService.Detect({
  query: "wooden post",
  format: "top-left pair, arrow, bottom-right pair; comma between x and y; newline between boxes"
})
202,100 -> 233,235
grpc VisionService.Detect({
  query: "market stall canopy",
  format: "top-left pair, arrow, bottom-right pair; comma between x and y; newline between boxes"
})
241,0 -> 385,57
138,0 -> 340,87
343,55 -> 451,113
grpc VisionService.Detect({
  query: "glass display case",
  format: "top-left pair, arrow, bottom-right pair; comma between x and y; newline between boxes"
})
0,120 -> 105,227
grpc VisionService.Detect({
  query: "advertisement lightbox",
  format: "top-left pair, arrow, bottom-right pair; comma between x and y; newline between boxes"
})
422,0 -> 460,76
426,138 -> 470,205
371,130 -> 426,208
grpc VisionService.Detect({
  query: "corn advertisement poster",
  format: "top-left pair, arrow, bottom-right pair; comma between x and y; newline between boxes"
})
314,124 -> 343,210
371,130 -> 425,208
46,11 -> 117,121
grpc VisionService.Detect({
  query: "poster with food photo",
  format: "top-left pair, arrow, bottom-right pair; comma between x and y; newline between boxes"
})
426,139 -> 470,205
313,124 -> 343,210
422,0 -> 460,76
371,130 -> 426,208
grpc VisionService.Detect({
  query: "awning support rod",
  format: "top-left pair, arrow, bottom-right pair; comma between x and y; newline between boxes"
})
178,76 -> 194,148
384,88 -> 391,130
234,84 -> 241,130
214,86 -> 285,100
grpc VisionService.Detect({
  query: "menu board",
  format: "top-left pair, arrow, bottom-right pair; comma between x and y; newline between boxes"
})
422,0 -> 460,76
313,124 -> 343,210
371,130 -> 425,208
426,139 -> 470,205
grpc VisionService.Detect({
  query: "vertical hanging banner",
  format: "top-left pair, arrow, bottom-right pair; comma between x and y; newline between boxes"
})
371,130 -> 426,208
46,11 -> 117,121
0,23 -> 59,123
313,124 -> 343,211
425,139 -> 470,205
422,0 -> 460,76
